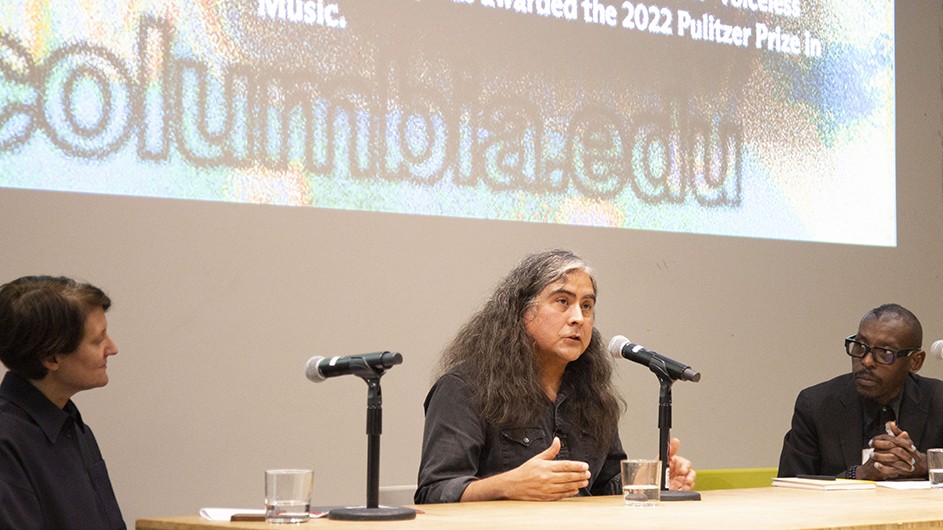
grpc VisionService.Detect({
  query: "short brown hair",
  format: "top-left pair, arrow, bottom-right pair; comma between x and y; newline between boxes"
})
0,276 -> 111,379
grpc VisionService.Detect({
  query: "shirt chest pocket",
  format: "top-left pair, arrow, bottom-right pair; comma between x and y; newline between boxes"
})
498,428 -> 547,470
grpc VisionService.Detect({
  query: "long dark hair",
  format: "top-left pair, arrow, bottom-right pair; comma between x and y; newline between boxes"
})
437,249 -> 624,451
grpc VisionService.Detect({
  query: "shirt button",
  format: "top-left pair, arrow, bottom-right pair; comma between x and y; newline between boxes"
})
523,437 -> 530,444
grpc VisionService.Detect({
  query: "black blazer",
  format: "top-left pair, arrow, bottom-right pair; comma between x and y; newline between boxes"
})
778,373 -> 943,477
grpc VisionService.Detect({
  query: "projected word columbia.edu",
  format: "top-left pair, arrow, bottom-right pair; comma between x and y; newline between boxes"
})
0,0 -> 896,244
0,14 -> 742,206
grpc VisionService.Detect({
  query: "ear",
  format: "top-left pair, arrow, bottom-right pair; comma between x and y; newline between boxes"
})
909,350 -> 926,373
41,355 -> 61,373
522,304 -> 537,325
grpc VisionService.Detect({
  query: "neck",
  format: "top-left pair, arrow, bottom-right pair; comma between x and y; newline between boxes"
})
28,377 -> 72,409
539,363 -> 566,401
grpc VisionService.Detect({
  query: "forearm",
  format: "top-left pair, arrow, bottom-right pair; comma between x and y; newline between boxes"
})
459,475 -> 507,502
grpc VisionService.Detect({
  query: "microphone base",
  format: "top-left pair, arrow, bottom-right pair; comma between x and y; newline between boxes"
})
660,490 -> 701,501
327,506 -> 417,521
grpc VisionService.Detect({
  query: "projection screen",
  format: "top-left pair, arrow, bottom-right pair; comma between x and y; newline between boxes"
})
0,1 -> 895,245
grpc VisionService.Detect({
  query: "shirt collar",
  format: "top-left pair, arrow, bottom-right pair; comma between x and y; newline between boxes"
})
861,387 -> 904,429
0,371 -> 85,443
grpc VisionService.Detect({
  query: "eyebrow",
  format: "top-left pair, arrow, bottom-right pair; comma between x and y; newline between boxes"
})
87,324 -> 107,339
856,334 -> 906,350
549,288 -> 596,301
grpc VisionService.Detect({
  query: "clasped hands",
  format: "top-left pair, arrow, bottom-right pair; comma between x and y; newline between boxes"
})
859,421 -> 928,480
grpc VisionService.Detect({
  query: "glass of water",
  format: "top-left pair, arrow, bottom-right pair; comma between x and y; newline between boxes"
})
265,469 -> 314,523
621,459 -> 661,506
928,449 -> 943,488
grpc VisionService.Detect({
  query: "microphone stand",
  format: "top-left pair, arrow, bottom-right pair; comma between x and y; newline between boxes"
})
649,358 -> 700,501
327,360 -> 417,521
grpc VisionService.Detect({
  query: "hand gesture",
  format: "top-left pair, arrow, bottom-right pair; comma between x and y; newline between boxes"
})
460,437 -> 591,501
860,421 -> 925,480
668,437 -> 696,490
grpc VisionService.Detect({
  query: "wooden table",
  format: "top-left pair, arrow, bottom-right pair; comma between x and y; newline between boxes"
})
136,486 -> 943,529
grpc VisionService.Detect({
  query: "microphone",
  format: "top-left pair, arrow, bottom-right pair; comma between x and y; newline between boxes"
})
931,340 -> 943,361
608,335 -> 701,382
305,351 -> 403,382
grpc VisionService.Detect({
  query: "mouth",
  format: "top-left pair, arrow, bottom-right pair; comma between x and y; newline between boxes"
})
854,371 -> 880,387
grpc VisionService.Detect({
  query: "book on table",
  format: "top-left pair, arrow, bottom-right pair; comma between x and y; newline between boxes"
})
771,477 -> 876,490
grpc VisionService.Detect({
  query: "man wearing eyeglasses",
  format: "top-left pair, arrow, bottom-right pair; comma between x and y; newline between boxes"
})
777,303 -> 943,480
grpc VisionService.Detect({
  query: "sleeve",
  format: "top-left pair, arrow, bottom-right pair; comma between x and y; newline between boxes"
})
777,389 -> 823,477
414,373 -> 487,504
911,376 -> 943,452
590,429 -> 626,496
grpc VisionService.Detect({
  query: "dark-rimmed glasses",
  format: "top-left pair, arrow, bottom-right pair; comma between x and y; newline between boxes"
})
844,335 -> 921,365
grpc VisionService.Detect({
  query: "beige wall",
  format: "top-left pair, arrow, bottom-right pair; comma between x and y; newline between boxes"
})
0,2 -> 941,526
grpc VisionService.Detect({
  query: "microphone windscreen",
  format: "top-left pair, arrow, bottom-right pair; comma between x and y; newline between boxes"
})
931,340 -> 943,361
608,335 -> 630,358
305,356 -> 325,382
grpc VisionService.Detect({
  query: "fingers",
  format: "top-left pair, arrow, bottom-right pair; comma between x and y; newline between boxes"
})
533,457 -> 590,479
871,426 -> 919,475
670,455 -> 692,476
508,449 -> 591,501
669,437 -> 681,459
534,437 -> 562,461
871,444 -> 916,466
667,438 -> 696,490
871,460 -> 905,478
669,455 -> 696,491
531,438 -> 590,475
896,430 -> 918,452
868,445 -> 917,478
877,457 -> 915,473
885,421 -> 902,436
871,433 -> 916,452
524,438 -> 590,482
523,468 -> 589,499
883,422 -> 918,451
531,483 -> 584,501
549,472 -> 591,492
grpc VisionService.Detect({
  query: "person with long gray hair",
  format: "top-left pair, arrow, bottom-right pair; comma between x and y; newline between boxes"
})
415,249 -> 695,503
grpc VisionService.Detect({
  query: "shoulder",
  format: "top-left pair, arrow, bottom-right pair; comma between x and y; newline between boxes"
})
910,372 -> 943,386
0,400 -> 35,435
0,401 -> 44,472
796,373 -> 853,402
908,373 -> 943,398
423,369 -> 475,409
434,368 -> 474,392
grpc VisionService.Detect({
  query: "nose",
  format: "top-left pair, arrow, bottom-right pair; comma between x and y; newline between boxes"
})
106,337 -> 119,357
859,349 -> 877,368
567,304 -> 585,324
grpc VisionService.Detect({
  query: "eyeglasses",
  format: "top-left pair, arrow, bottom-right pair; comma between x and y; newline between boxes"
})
844,335 -> 921,365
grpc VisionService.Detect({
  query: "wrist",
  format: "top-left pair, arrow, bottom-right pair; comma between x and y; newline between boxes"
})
850,463 -> 874,480
461,476 -> 504,502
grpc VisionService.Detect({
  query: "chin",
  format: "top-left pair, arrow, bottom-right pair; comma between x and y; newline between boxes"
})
563,351 -> 585,363
854,385 -> 881,401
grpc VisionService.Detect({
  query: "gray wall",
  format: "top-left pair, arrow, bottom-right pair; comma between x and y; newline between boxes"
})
0,2 -> 941,526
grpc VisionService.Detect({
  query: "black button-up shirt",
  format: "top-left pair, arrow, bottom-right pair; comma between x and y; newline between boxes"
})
0,371 -> 125,529
415,369 -> 625,503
